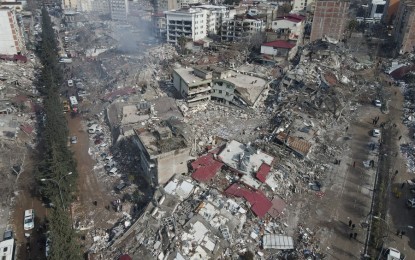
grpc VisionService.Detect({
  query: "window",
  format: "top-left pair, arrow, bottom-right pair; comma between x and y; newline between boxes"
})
219,90 -> 222,94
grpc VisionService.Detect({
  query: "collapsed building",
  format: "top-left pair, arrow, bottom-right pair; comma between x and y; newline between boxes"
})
172,66 -> 270,108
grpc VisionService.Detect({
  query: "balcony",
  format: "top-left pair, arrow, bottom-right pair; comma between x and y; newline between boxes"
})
188,85 -> 211,95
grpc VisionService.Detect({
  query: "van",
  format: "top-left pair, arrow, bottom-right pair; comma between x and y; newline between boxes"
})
104,155 -> 113,162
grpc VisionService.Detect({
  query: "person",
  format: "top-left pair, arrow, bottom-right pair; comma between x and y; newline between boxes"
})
399,135 -> 402,140
353,233 -> 357,239
401,231 -> 406,238
401,182 -> 405,189
351,224 -> 356,229
349,219 -> 352,227
349,233 -> 353,239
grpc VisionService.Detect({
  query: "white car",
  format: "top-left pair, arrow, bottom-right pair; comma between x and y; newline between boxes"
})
71,136 -> 78,144
382,247 -> 406,260
67,79 -> 74,87
24,209 -> 34,231
374,99 -> 382,107
372,129 -> 381,137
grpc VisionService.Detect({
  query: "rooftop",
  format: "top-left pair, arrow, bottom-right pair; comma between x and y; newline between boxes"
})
218,140 -> 274,175
224,183 -> 272,218
134,125 -> 188,157
191,153 -> 224,182
221,71 -> 267,106
173,67 -> 211,87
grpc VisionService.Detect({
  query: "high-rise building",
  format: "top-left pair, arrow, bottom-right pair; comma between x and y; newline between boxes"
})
292,0 -> 316,12
0,7 -> 25,55
221,16 -> 264,41
110,0 -> 128,20
165,8 -> 208,44
310,0 -> 350,42
393,0 -> 415,54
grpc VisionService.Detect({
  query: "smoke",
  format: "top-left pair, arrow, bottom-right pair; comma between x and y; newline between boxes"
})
113,19 -> 155,54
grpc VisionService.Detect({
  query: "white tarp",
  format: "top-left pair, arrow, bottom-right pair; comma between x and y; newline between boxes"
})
262,235 -> 294,250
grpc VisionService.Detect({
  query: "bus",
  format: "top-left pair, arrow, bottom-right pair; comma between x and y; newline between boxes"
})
69,96 -> 78,112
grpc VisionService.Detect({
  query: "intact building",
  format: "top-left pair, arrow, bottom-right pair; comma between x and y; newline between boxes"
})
292,0 -> 316,12
370,0 -> 386,20
393,0 -> 415,54
110,0 -> 128,20
221,15 -> 264,41
166,8 -> 208,44
0,7 -> 25,55
310,0 -> 350,42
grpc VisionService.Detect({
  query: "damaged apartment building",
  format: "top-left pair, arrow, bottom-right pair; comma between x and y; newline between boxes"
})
133,120 -> 191,185
172,65 -> 269,108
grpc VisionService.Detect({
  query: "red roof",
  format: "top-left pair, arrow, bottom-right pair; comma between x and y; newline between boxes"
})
20,124 -> 33,134
225,183 -> 272,218
268,197 -> 286,218
191,153 -> 223,182
119,255 -> 132,260
262,40 -> 295,49
256,163 -> 271,183
278,14 -> 305,22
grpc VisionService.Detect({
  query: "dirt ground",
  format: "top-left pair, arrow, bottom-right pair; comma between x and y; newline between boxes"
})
66,114 -> 114,229
12,161 -> 49,260
282,70 -> 414,259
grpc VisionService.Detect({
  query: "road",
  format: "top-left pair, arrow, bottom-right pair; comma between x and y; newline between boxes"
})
287,74 -> 415,259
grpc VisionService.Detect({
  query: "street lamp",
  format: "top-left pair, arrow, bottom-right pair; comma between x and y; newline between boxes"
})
41,172 -> 72,209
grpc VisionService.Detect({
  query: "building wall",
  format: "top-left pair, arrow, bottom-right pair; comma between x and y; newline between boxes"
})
293,0 -> 316,12
211,80 -> 235,104
0,9 -> 25,55
370,0 -> 386,19
63,0 -> 78,10
91,0 -> 110,13
260,45 -> 278,55
166,9 -> 207,44
393,0 -> 415,54
310,0 -> 350,42
173,70 -> 190,97
157,147 -> 190,184
110,0 -> 128,20
221,18 -> 264,41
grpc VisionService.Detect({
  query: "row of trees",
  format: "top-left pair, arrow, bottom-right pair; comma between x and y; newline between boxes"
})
36,7 -> 81,259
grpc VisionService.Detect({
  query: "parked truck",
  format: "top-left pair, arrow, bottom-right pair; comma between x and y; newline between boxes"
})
69,96 -> 78,112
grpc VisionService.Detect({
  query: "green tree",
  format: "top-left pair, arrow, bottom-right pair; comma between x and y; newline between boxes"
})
347,19 -> 359,38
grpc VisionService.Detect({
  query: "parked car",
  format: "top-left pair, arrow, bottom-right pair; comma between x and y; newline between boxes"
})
70,136 -> 77,144
406,198 -> 415,208
372,129 -> 381,137
3,230 -> 13,240
374,99 -> 382,107
24,209 -> 34,230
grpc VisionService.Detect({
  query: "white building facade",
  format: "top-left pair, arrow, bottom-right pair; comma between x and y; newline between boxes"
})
370,0 -> 386,20
221,17 -> 264,41
292,0 -> 315,12
0,7 -> 25,55
166,8 -> 208,44
110,0 -> 128,20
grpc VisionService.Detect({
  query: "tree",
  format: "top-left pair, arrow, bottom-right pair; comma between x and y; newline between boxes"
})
240,251 -> 254,260
36,7 -> 81,259
347,19 -> 359,38
177,35 -> 188,54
